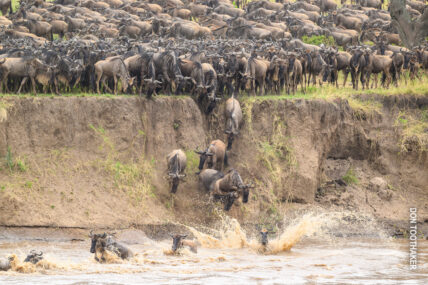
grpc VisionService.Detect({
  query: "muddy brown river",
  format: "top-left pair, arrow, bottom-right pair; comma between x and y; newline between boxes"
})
0,214 -> 427,284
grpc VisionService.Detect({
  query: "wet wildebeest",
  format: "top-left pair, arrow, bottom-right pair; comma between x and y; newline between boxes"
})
260,229 -> 270,247
171,234 -> 198,253
0,256 -> 13,271
166,149 -> 187,193
211,169 -> 254,211
195,140 -> 228,173
94,57 -> 135,95
224,96 -> 242,150
89,231 -> 133,262
24,250 -> 44,264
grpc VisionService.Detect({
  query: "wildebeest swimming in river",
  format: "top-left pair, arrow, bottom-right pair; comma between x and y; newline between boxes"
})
171,234 -> 198,253
24,250 -> 44,264
166,149 -> 187,193
89,231 -> 133,262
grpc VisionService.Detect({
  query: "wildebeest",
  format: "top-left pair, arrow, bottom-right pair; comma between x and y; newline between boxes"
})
211,168 -> 253,211
94,57 -> 135,95
195,140 -> 227,173
0,57 -> 46,95
166,149 -> 187,193
0,0 -> 12,16
0,256 -> 12,271
224,96 -> 242,150
171,234 -> 198,253
89,231 -> 133,262
23,250 -> 44,264
198,169 -> 225,192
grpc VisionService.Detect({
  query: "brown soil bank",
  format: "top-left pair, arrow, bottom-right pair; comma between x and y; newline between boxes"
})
0,95 -> 427,237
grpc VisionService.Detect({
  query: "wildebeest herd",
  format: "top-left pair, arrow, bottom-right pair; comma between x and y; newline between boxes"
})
0,0 -> 426,107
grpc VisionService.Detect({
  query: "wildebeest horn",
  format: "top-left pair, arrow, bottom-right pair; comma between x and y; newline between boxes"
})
181,235 -> 187,238
37,251 -> 43,256
89,230 -> 94,238
194,150 -> 204,155
206,152 -> 214,156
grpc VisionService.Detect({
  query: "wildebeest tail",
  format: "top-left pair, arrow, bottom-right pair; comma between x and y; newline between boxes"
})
224,151 -> 229,167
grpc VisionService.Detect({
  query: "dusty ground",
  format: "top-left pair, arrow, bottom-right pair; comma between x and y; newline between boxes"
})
0,95 -> 427,237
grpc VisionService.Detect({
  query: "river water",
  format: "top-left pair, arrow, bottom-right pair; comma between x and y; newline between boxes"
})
0,213 -> 427,284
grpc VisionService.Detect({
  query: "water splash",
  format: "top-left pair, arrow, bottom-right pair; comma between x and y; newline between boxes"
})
184,210 -> 385,254
186,216 -> 248,249
8,254 -> 60,273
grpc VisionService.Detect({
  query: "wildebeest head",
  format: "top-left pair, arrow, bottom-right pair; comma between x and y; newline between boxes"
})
24,250 -> 43,264
224,192 -> 238,211
194,148 -> 214,172
228,169 -> 254,203
89,231 -> 107,254
171,234 -> 187,252
122,76 -> 136,93
260,229 -> 269,246
226,133 -> 234,150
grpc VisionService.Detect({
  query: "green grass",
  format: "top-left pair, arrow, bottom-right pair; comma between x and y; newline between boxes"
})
302,35 -> 336,47
394,109 -> 428,153
342,168 -> 359,185
184,150 -> 199,177
2,146 -> 28,172
89,124 -> 156,204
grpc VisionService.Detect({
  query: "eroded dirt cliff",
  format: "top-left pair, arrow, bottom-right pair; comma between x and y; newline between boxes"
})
0,95 -> 427,236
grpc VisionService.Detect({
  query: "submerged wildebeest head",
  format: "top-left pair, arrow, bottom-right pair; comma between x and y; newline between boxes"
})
170,234 -> 198,253
24,250 -> 44,264
171,234 -> 187,252
260,229 -> 272,246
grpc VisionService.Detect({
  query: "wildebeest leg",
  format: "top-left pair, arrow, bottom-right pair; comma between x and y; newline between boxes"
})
371,73 -> 376,89
101,76 -> 113,94
30,77 -> 37,95
113,74 -> 117,95
343,69 -> 349,88
0,72 -> 9,93
300,74 -> 305,94
17,77 -> 28,94
259,77 -> 264,96
96,72 -> 102,94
